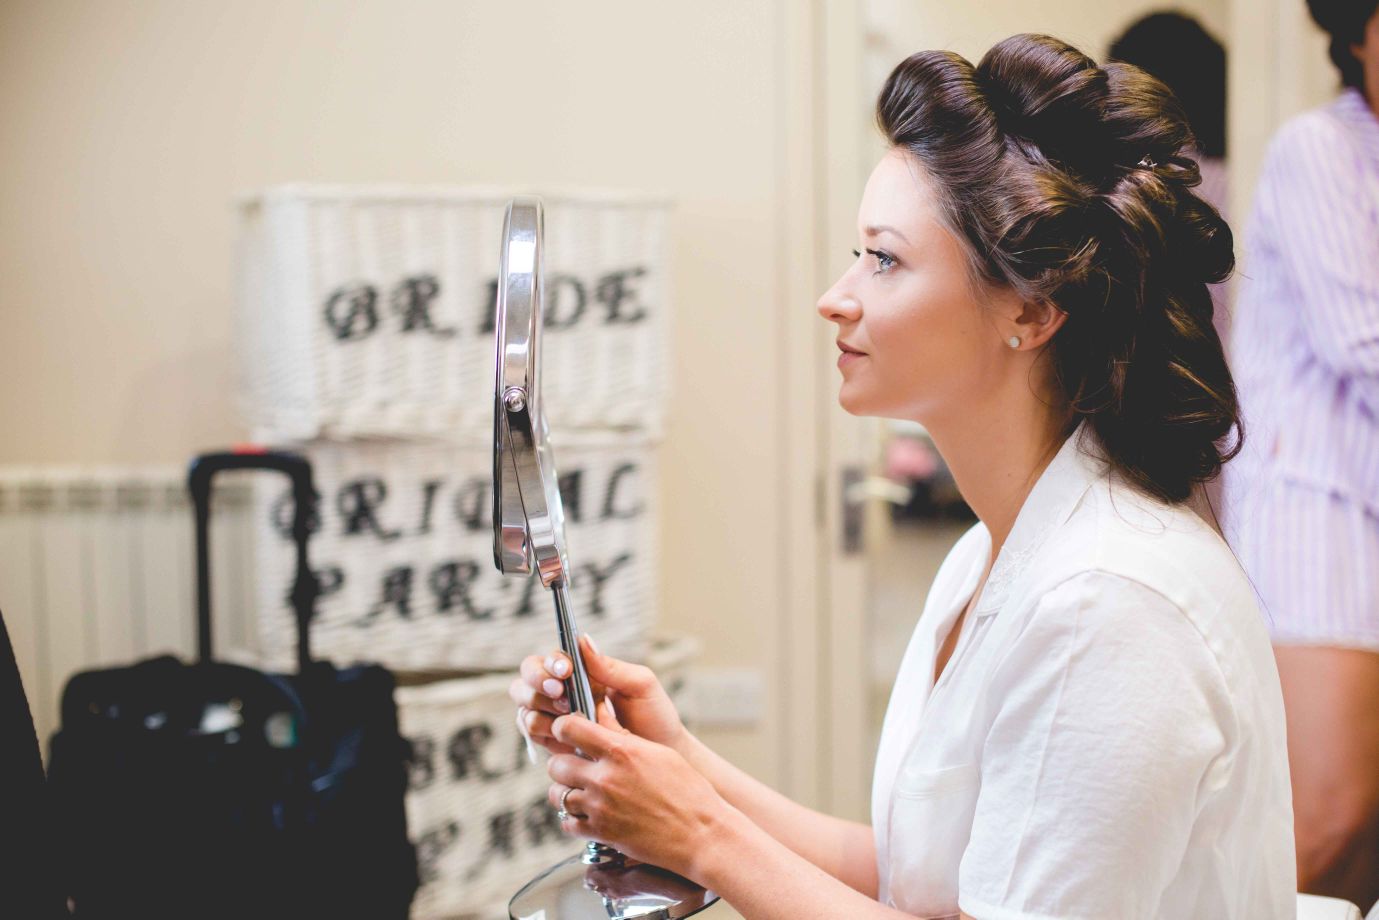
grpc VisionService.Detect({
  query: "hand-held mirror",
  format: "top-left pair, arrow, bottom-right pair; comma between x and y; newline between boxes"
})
493,197 -> 598,726
492,198 -> 719,919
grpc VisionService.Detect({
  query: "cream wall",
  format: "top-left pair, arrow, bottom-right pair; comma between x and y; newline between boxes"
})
0,0 -> 829,797
1228,0 -> 1334,227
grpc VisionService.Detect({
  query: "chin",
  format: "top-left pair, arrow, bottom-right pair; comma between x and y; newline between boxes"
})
837,384 -> 876,417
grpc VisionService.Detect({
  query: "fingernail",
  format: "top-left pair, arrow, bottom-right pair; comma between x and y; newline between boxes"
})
585,633 -> 599,655
552,658 -> 569,677
526,710 -> 539,729
543,678 -> 563,697
555,697 -> 570,713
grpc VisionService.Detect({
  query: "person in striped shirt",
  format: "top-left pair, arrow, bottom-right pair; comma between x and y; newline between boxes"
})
1221,0 -> 1379,910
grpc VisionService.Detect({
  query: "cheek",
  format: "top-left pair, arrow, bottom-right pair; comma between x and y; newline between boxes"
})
867,286 -> 988,406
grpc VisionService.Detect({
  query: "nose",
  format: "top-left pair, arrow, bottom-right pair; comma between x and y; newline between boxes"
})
817,274 -> 862,326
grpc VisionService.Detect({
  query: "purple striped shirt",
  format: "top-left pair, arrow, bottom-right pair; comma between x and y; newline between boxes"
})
1224,87 -> 1379,513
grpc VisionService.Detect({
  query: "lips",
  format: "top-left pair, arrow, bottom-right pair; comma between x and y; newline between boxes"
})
837,341 -> 866,355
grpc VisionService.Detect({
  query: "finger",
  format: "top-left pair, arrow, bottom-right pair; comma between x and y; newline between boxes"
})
578,635 -> 655,699
595,697 -> 626,733
552,712 -> 628,759
547,782 -> 589,817
524,708 -> 580,751
517,707 -> 579,756
508,675 -> 540,708
508,676 -> 570,715
547,643 -> 609,700
523,654 -> 573,704
559,810 -> 594,839
574,635 -> 611,696
547,751 -> 598,789
516,659 -> 571,712
543,650 -> 572,680
520,653 -> 550,690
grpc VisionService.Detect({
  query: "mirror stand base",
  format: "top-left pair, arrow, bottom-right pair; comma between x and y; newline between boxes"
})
509,849 -> 720,919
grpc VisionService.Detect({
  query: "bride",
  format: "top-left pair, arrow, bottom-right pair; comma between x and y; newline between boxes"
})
510,32 -> 1294,919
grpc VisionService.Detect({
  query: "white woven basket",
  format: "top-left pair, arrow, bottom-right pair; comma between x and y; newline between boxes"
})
252,431 -> 658,672
236,185 -> 672,440
398,633 -> 699,920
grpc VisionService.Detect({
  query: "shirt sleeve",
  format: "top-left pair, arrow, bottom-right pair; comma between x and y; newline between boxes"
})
1263,113 -> 1379,411
957,571 -> 1235,920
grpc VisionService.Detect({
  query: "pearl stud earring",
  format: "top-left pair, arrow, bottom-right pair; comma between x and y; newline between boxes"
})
1008,336 -> 1022,349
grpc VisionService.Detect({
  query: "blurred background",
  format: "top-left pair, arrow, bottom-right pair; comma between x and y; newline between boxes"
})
0,1 -> 1339,916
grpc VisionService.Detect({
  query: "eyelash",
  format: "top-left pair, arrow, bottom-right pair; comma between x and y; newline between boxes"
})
852,247 -> 896,275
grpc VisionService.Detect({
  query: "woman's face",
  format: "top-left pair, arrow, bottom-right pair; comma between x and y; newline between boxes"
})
817,147 -> 1013,424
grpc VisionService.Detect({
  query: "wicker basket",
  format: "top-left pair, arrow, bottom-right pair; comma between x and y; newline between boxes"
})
235,185 -> 672,441
398,633 -> 700,920
251,431 -> 658,673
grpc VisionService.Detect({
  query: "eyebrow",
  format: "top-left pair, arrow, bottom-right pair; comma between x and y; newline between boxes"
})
864,224 -> 910,244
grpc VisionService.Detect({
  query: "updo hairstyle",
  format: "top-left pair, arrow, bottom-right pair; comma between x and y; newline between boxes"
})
877,33 -> 1241,504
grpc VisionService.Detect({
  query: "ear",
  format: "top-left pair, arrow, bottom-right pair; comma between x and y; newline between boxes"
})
1000,298 -> 1067,351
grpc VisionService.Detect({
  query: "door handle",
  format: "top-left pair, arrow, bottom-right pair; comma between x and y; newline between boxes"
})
840,467 -> 912,554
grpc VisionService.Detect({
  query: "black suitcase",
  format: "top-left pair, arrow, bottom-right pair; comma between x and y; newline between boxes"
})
47,449 -> 419,919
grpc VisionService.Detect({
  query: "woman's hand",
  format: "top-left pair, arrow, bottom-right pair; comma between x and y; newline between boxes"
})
508,633 -> 689,757
545,707 -> 726,880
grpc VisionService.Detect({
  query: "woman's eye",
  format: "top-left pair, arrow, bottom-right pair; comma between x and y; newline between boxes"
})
852,247 -> 896,275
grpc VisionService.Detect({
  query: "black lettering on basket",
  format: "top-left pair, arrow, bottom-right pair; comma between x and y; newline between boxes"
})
337,478 -> 401,541
450,477 -> 489,532
602,463 -> 644,520
416,479 -> 443,535
429,560 -> 493,620
358,565 -> 414,625
545,275 -> 587,329
323,283 -> 380,341
579,553 -> 631,617
407,733 -> 437,790
557,468 -> 583,524
391,274 -> 455,338
415,820 -> 460,884
524,793 -> 564,847
597,267 -> 649,324
447,722 -> 505,782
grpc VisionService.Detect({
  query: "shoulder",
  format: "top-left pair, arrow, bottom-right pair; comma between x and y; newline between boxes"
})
1264,97 -> 1365,180
1017,478 -> 1273,694
1048,477 -> 1251,612
1010,570 -> 1230,698
998,562 -> 1239,745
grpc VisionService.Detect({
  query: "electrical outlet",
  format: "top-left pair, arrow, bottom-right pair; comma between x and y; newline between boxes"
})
683,666 -> 764,727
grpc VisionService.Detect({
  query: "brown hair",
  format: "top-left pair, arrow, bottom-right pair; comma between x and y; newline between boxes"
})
877,33 -> 1241,504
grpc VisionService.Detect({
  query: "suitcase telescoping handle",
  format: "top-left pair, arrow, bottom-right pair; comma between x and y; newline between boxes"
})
188,447 -> 318,672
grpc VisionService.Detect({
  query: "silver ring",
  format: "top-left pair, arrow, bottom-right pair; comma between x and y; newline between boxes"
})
557,785 -> 576,821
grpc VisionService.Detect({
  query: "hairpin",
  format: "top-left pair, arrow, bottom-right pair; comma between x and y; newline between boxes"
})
1136,155 -> 1157,169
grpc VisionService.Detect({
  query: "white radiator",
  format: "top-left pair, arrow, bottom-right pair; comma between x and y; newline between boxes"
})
0,468 -> 258,751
